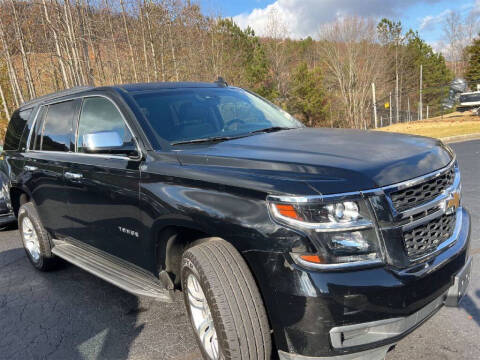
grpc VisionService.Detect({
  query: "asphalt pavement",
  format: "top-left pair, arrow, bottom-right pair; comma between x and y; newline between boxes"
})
0,140 -> 479,360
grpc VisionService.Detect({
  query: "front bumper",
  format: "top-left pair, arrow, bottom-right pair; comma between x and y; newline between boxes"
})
278,256 -> 472,360
244,208 -> 471,359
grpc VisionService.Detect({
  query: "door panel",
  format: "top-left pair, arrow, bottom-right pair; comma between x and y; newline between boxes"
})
65,156 -> 143,267
65,96 -> 144,268
23,100 -> 78,237
24,152 -> 72,236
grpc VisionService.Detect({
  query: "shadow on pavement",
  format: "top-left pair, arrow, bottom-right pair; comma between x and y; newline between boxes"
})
0,247 -> 145,360
459,290 -> 480,327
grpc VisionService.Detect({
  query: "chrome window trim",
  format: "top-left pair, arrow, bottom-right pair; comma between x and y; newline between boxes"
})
26,149 -> 137,161
25,105 -> 46,151
75,95 -> 142,160
24,94 -> 142,161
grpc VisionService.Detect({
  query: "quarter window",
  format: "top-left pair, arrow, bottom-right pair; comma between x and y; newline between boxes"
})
4,108 -> 32,151
77,97 -> 135,154
30,106 -> 47,150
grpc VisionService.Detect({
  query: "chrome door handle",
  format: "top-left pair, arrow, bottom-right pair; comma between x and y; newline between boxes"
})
24,165 -> 38,172
64,172 -> 83,180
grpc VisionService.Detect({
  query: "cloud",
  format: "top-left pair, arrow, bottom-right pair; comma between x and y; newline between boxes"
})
419,9 -> 452,31
233,0 -> 442,39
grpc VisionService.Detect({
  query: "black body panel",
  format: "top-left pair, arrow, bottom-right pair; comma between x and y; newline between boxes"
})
174,128 -> 452,195
65,155 -> 143,267
2,83 -> 470,358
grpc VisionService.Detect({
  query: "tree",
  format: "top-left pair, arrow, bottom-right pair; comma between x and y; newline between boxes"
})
287,62 -> 327,127
212,19 -> 275,98
404,31 -> 453,114
318,17 -> 387,129
465,36 -> 480,86
443,11 -> 464,77
377,18 -> 405,123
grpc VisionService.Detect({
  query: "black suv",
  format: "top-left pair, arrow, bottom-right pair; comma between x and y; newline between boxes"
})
2,82 -> 472,360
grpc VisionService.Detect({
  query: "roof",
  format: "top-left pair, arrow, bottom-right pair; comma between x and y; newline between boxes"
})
20,86 -> 94,109
19,81 -> 228,109
116,82 -> 223,93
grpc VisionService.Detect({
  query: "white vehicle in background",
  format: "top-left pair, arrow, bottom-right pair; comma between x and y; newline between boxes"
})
457,91 -> 480,115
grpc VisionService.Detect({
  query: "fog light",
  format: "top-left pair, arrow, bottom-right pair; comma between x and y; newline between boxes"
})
330,232 -> 370,253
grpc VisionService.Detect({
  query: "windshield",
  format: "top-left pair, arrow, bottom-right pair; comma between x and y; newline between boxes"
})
132,87 -> 303,146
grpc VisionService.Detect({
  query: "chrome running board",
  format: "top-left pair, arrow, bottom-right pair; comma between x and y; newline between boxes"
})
52,240 -> 173,302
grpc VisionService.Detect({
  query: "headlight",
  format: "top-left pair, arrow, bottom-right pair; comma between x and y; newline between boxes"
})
268,196 -> 382,269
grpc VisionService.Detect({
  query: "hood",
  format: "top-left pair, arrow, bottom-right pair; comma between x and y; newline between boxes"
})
173,128 -> 453,195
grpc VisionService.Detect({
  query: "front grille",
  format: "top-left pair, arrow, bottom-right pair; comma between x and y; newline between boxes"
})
403,214 -> 456,259
390,167 -> 455,212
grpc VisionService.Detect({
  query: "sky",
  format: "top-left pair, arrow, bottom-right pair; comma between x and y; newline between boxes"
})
199,0 -> 480,53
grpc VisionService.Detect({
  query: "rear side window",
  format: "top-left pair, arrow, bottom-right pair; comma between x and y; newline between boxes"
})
77,97 -> 135,154
4,108 -> 32,151
40,100 -> 76,152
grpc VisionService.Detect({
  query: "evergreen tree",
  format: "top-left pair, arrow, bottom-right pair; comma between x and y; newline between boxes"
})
465,36 -> 480,86
404,31 -> 453,111
214,19 -> 276,100
287,63 -> 327,127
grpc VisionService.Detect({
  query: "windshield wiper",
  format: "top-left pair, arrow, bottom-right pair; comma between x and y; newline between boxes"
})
171,135 -> 245,146
247,126 -> 295,135
171,127 -> 295,146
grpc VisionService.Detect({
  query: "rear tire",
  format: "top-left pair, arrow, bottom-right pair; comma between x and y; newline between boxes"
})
181,239 -> 272,360
18,202 -> 58,271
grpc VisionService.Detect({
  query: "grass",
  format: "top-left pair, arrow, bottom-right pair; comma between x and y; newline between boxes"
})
377,111 -> 480,139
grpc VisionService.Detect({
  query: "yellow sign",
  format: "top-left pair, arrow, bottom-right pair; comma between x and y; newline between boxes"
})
384,102 -> 390,109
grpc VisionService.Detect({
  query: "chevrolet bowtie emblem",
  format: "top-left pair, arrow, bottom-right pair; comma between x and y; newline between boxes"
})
446,191 -> 461,213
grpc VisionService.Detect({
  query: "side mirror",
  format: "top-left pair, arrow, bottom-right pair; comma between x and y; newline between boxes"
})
82,131 -> 123,151
82,131 -> 139,158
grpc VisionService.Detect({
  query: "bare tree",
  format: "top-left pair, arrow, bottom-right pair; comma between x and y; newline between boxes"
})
0,82 -> 9,120
443,11 -> 463,76
42,0 -> 70,88
9,0 -> 36,99
319,17 -> 386,129
0,14 -> 24,106
264,8 -> 289,100
104,0 -> 123,84
120,0 -> 138,82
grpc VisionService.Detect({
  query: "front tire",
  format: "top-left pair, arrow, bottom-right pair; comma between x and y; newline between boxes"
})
18,202 -> 58,271
181,239 -> 272,360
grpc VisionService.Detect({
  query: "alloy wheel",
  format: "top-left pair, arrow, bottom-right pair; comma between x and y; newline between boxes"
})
22,217 -> 40,262
186,273 -> 219,360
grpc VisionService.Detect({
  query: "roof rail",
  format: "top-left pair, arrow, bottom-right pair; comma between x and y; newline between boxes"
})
214,77 -> 228,87
20,86 -> 95,108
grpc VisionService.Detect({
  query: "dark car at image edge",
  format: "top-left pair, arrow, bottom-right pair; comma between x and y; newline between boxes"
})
1,81 -> 472,360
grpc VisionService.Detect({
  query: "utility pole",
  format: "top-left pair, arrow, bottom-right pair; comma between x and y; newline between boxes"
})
372,83 -> 378,128
396,71 -> 399,123
407,97 -> 411,122
389,92 -> 392,125
419,64 -> 423,120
